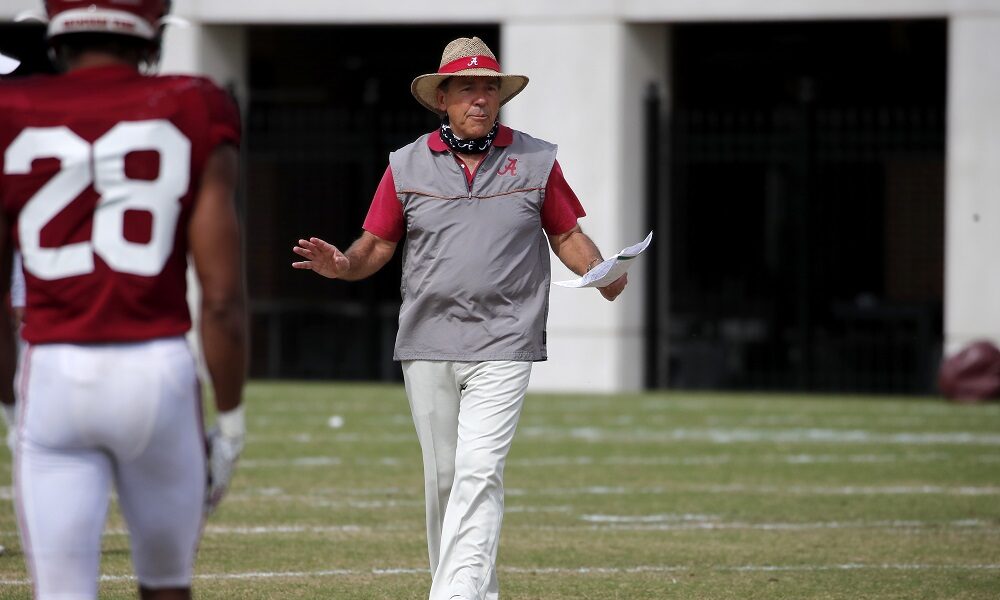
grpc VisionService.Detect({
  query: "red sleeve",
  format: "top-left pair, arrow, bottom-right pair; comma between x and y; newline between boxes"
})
541,160 -> 586,235
362,166 -> 405,242
202,80 -> 241,148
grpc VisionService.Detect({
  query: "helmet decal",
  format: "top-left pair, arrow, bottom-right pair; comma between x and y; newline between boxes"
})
44,0 -> 171,41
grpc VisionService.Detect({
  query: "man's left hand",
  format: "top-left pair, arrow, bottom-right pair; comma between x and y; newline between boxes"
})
598,273 -> 628,301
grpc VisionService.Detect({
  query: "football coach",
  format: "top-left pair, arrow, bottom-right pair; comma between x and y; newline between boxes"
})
293,36 -> 627,600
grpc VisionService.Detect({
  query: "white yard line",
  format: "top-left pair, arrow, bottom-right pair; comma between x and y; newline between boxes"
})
2,563 -> 998,586
240,457 -> 342,468
636,398 -> 965,416
169,451 -> 1000,471
510,452 -> 983,467
250,433 -> 416,444
517,426 -> 1000,445
1,517 -> 992,540
571,517 -> 999,532
237,425 -> 1000,447
134,452 -> 1000,472
8,477 -> 995,505
507,483 -> 1000,497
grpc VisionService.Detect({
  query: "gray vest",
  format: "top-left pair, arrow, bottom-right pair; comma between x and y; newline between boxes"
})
389,129 -> 558,362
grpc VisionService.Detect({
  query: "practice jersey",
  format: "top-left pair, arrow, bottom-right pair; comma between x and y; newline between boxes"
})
0,65 -> 240,343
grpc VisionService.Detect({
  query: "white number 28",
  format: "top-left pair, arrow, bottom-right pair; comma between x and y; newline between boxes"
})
4,120 -> 190,280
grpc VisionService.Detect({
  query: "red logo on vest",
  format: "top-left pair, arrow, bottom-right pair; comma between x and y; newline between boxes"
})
497,157 -> 518,176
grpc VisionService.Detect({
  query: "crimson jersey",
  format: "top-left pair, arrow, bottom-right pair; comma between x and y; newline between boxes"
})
0,65 -> 240,344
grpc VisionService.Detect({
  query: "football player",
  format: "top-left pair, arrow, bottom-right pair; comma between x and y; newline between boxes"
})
0,2 -> 247,599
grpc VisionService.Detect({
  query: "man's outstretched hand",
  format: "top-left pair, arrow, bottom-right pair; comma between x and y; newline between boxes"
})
292,237 -> 351,279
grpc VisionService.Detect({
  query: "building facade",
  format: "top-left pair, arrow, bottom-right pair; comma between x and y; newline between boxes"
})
2,0 -> 997,393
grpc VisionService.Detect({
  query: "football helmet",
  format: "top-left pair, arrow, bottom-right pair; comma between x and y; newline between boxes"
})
44,0 -> 172,41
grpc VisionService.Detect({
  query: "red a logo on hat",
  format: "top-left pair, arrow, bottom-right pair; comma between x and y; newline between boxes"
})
498,157 -> 518,176
467,57 -> 479,67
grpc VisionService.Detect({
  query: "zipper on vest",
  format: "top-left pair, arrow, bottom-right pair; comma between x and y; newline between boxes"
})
466,148 -> 493,200
467,161 -> 478,199
456,160 -> 475,199
462,148 -> 492,199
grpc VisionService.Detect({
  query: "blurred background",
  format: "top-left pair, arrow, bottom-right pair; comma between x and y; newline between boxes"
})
2,1 -> 997,396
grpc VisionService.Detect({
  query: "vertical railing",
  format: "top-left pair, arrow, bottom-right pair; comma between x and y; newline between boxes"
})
244,102 -> 435,380
660,104 -> 944,393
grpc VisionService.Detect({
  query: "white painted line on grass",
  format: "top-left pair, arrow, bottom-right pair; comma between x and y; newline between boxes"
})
237,456 -> 420,469
4,517 -> 991,541
517,426 -> 1000,446
201,452 -> 999,471
247,425 -> 1000,447
240,457 -> 342,468
3,563 -> 999,586
222,486 -> 424,509
223,494 -> 424,509
510,452 -> 980,467
204,524 -> 369,534
251,433 -> 416,444
636,398 -> 965,416
571,517 -> 1000,532
507,483 -> 1000,497
0,524 -> 396,538
184,452 -> 1000,472
580,513 -> 716,523
505,505 -> 573,513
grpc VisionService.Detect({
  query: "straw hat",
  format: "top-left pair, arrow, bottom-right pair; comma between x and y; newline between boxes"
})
411,37 -> 528,114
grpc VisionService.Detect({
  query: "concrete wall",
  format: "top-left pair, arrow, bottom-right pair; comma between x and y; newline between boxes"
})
7,0 -> 989,23
160,24 -> 247,101
945,14 -> 1000,355
158,23 -> 248,383
154,0 -> 977,23
501,22 -> 667,392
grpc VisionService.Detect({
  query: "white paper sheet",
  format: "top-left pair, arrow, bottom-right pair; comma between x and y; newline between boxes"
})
553,231 -> 653,288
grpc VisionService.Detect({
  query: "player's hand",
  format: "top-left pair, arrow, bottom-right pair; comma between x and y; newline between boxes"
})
1,403 -> 15,453
598,273 -> 628,301
205,406 -> 245,515
292,237 -> 351,279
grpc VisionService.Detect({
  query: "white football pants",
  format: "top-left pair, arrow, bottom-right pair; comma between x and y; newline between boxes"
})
402,360 -> 531,600
13,337 -> 206,599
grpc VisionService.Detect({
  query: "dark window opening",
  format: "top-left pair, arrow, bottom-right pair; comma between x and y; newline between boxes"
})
655,20 -> 945,393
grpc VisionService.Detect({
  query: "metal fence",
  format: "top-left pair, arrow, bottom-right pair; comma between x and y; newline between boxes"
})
652,99 -> 945,393
245,93 -> 945,393
244,102 -> 437,380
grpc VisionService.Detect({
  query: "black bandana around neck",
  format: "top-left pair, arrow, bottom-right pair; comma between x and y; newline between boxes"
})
439,116 -> 499,155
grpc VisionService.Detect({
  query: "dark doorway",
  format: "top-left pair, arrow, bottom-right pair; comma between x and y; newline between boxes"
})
245,25 -> 501,380
0,23 -> 57,78
655,20 -> 946,393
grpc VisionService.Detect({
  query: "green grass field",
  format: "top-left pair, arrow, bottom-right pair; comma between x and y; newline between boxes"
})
1,381 -> 999,599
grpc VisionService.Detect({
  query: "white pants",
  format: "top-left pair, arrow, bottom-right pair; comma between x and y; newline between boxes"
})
402,360 -> 532,600
13,337 -> 206,599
